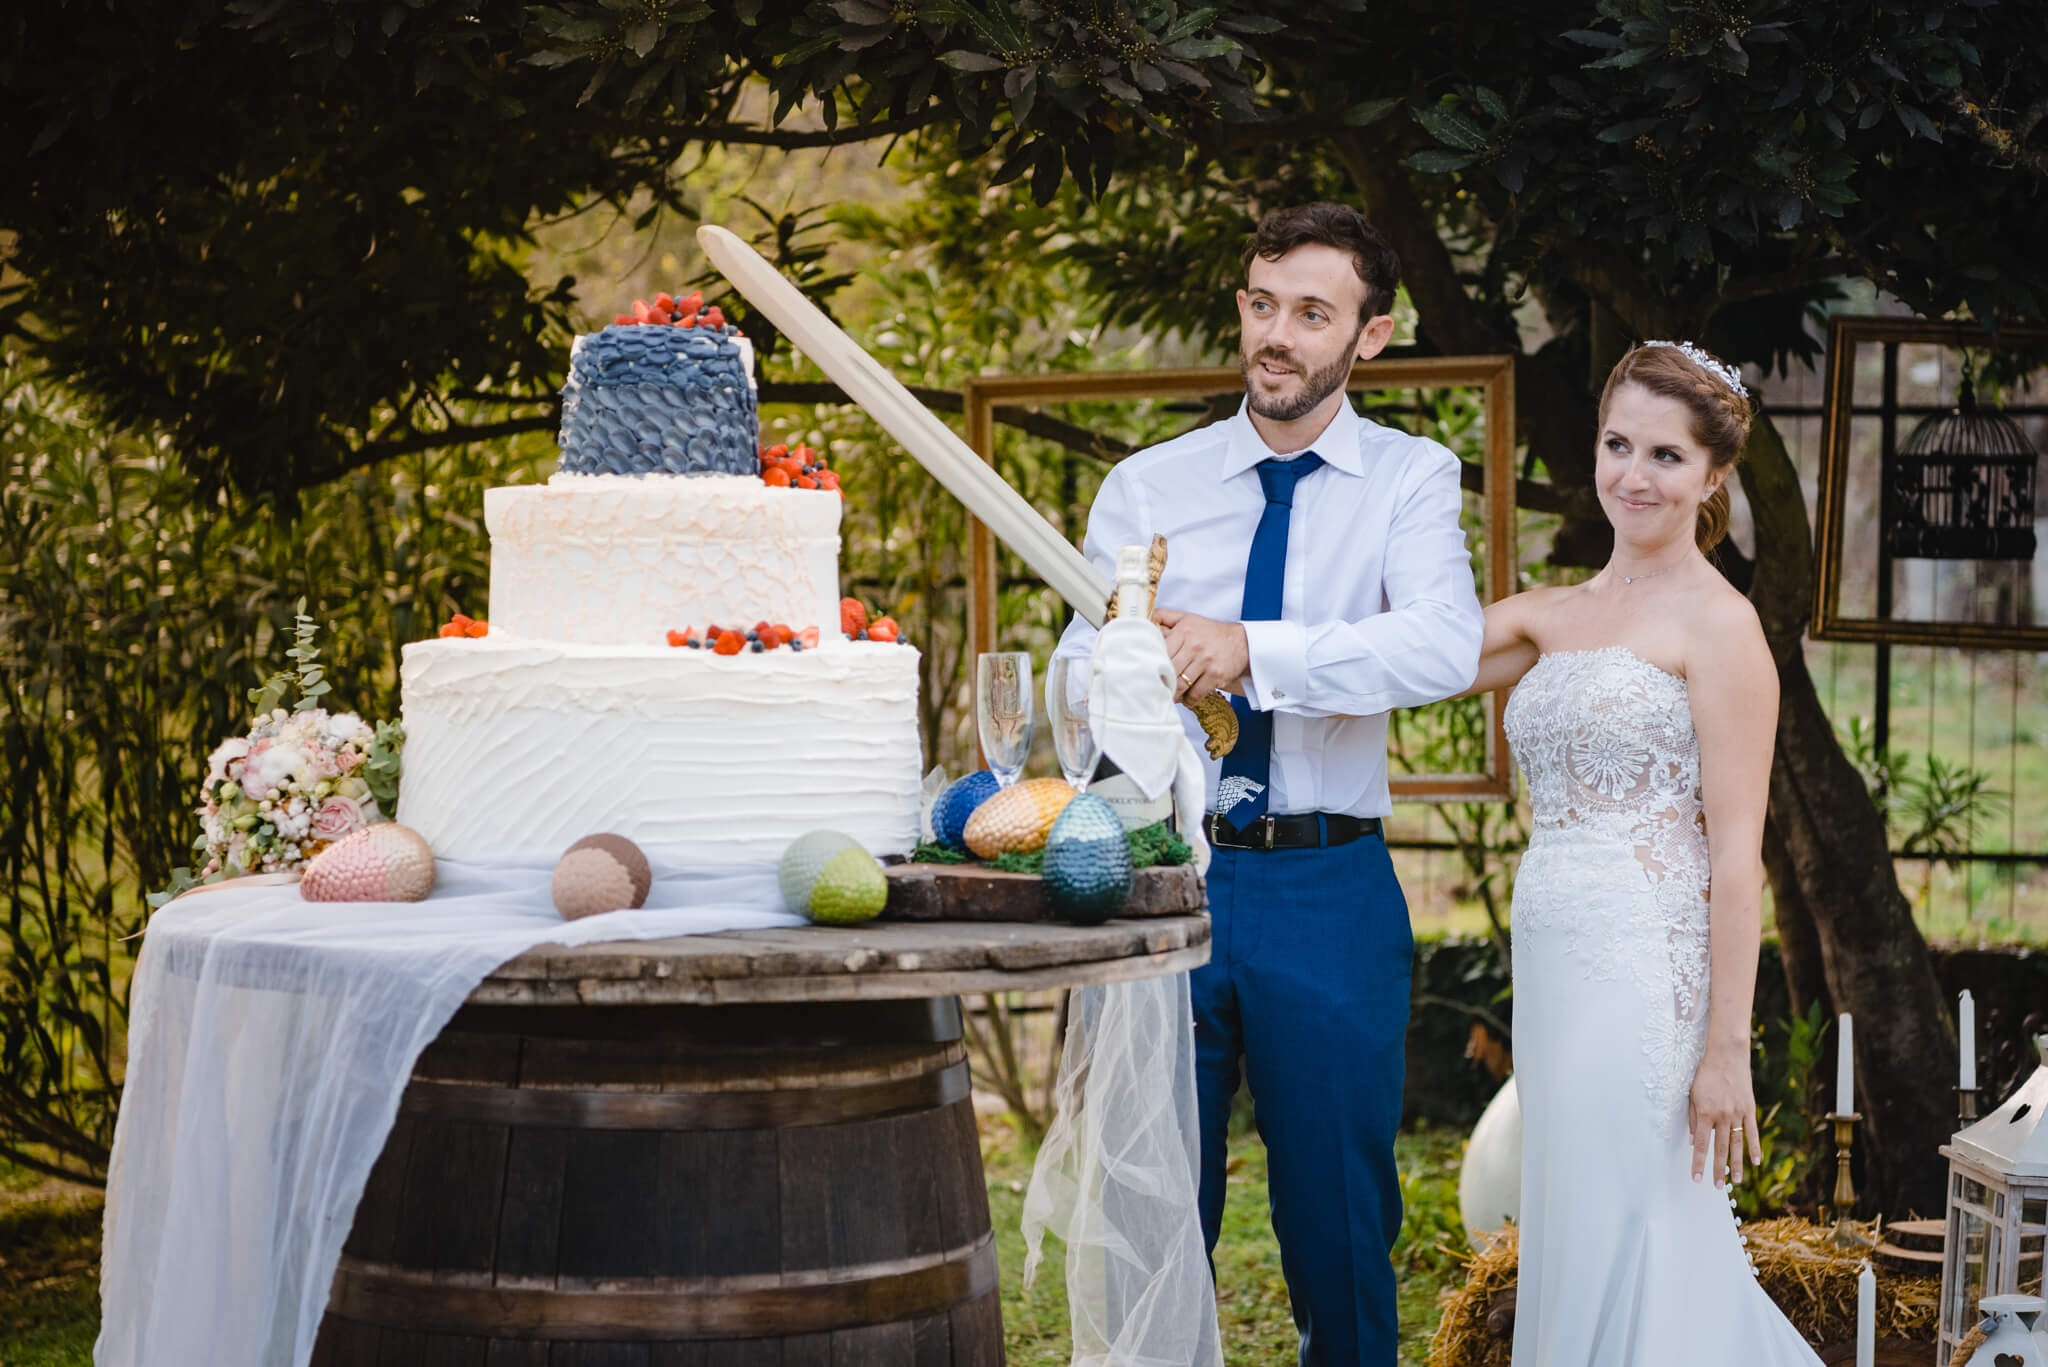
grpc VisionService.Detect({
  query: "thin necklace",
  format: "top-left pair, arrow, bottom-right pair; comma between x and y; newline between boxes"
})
1616,558 -> 1687,585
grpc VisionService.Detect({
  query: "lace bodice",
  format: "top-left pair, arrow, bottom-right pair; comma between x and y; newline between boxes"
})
1505,647 -> 1713,1134
1506,647 -> 1709,915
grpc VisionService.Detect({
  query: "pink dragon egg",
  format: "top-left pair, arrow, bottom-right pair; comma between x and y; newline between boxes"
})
300,824 -> 437,903
552,833 -> 652,920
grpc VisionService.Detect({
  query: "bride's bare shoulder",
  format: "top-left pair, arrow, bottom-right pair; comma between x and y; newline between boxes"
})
1491,582 -> 1576,624
1683,578 -> 1771,677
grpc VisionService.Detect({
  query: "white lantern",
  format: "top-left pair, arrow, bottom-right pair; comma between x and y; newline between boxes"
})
1938,1035 -> 2048,1366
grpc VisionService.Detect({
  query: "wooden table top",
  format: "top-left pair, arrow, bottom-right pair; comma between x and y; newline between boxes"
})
472,914 -> 1212,1006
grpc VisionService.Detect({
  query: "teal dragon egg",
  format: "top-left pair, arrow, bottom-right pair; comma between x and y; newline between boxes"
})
1041,793 -> 1132,925
933,770 -> 1001,851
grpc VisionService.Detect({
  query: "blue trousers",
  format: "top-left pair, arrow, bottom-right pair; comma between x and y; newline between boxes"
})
1195,833 -> 1413,1367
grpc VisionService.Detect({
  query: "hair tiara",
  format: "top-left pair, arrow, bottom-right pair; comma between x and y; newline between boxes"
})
1640,340 -> 1747,399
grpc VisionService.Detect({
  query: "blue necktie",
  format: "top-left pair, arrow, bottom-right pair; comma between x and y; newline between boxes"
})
1215,452 -> 1324,826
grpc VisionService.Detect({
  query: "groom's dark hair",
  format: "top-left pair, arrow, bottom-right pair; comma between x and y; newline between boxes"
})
1242,203 -> 1401,322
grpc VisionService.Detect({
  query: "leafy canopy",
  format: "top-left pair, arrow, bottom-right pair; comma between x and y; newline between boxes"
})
3,0 -> 2041,500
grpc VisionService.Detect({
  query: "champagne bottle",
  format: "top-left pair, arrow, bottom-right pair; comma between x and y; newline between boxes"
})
1089,545 -> 1174,832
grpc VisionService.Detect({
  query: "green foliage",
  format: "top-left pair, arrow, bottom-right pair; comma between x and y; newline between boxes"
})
1395,1124 -> 1473,1279
365,721 -> 407,820
248,599 -> 332,717
1404,1 -> 2047,340
1839,715 -> 2009,872
1736,1002 -> 1828,1220
2,0 -> 1308,497
0,355 -> 537,1181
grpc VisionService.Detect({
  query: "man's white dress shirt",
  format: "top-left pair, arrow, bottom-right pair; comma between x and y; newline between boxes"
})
1054,397 -> 1485,820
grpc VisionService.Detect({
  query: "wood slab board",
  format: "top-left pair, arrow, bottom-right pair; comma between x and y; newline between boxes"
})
473,915 -> 1212,1007
881,861 -> 1205,923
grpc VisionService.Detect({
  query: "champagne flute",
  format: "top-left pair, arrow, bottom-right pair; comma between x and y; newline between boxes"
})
1045,656 -> 1100,791
976,652 -> 1035,788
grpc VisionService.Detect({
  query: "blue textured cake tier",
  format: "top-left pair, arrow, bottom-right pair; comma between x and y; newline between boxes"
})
557,325 -> 757,476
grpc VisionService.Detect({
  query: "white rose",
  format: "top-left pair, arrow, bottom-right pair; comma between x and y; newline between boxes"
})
206,736 -> 251,783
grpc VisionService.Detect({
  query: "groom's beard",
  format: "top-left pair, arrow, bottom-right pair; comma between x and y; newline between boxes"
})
1240,328 -> 1365,423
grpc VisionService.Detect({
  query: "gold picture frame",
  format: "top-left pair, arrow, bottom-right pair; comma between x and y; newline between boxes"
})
961,356 -> 1519,803
1812,315 -> 2048,650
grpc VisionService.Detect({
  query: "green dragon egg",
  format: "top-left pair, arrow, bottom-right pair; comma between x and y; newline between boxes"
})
808,845 -> 888,925
777,829 -> 861,914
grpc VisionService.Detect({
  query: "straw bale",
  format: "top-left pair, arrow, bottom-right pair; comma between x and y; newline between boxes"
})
1426,1219 -> 1938,1367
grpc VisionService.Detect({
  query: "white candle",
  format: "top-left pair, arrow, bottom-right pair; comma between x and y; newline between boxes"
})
1837,1013 -> 1855,1115
1959,989 -> 1977,1091
1855,1262 -> 1875,1367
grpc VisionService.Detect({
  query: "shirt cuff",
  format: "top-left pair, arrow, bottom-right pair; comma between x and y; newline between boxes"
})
1242,619 -> 1309,711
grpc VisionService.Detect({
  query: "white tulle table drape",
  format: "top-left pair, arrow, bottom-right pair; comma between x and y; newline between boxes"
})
95,857 -> 802,1367
1023,976 -> 1223,1367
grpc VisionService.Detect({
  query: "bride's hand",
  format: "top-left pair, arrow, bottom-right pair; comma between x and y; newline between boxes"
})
1688,1046 -> 1763,1187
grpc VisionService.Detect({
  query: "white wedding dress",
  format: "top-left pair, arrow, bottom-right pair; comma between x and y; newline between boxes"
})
1503,647 -> 1823,1366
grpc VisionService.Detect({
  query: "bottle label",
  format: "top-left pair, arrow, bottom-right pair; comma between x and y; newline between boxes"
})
1089,771 -> 1172,831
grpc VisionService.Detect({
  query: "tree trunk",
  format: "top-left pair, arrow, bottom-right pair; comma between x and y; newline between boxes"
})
1741,412 -> 1956,1217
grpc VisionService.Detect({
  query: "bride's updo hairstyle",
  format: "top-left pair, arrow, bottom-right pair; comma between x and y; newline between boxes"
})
1597,342 -> 1753,551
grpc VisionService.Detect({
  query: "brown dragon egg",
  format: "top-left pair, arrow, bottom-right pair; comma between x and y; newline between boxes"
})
963,777 -> 1079,859
552,833 -> 652,920
300,824 -> 437,903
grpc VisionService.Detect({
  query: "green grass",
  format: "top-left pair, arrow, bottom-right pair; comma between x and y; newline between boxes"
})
0,1175 -> 101,1367
985,1119 -> 1469,1366
1,1126 -> 1471,1367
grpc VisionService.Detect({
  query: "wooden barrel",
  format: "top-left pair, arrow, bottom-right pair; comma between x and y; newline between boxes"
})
312,996 -> 1002,1365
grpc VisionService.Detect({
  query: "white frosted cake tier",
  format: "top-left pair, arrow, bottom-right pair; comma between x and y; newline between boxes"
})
484,474 -> 841,646
400,636 -> 923,866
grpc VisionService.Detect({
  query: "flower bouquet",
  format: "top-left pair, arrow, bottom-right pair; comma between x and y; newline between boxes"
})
150,602 -> 403,906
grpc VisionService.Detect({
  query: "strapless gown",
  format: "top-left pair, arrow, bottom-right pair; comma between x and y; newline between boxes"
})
1502,647 -> 1823,1365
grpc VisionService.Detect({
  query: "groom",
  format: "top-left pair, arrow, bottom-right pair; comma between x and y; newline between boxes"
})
1054,203 -> 1483,1364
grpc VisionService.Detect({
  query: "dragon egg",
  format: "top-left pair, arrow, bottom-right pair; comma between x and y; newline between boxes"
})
551,833 -> 652,920
1042,793 -> 1132,925
300,824 -> 437,903
807,845 -> 888,925
933,770 -> 1001,851
778,829 -> 862,914
963,777 -> 1077,859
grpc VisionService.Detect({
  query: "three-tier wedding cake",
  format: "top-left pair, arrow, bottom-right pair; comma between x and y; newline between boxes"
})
398,304 -> 925,867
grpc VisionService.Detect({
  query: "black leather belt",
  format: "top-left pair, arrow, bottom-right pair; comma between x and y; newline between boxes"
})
1202,812 -> 1382,852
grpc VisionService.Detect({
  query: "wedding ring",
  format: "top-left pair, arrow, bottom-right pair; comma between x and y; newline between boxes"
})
1179,672 -> 1193,687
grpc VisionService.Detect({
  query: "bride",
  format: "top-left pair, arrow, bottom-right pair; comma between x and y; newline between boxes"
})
1471,341 -> 1823,1364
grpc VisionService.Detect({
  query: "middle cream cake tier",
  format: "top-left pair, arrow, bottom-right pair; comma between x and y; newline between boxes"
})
399,636 -> 923,867
485,474 -> 842,646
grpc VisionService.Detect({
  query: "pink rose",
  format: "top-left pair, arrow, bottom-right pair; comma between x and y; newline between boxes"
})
310,795 -> 365,842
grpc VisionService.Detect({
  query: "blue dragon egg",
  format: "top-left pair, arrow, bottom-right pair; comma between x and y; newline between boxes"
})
1041,793 -> 1133,925
933,770 -> 1001,852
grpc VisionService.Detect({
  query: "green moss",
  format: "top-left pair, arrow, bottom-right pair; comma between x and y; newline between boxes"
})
1128,821 -> 1192,869
914,821 -> 1190,875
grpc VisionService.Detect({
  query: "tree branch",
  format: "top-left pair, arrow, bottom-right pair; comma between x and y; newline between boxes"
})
679,109 -> 947,150
1455,458 -> 1602,519
1706,258 -> 1850,316
1550,238 -> 1678,339
759,381 -> 1133,461
1944,91 -> 2048,180
1326,127 -> 1516,355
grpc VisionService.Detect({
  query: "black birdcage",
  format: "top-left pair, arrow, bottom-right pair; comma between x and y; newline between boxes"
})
1885,375 -> 2039,560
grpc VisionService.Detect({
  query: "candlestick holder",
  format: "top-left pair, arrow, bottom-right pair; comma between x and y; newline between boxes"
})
1827,1111 -> 1874,1249
1956,1085 -> 1980,1129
